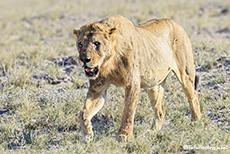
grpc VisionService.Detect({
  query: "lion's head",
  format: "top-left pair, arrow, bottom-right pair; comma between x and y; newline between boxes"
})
73,23 -> 117,79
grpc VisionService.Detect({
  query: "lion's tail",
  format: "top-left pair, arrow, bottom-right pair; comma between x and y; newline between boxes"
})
194,75 -> 199,90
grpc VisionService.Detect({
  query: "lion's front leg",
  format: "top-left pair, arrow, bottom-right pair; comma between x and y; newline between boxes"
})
79,86 -> 107,142
117,84 -> 140,141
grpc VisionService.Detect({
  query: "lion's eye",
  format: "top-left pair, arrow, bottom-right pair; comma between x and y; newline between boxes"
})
78,42 -> 83,49
93,41 -> 101,49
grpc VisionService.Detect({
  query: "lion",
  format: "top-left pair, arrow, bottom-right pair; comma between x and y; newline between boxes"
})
73,15 -> 201,142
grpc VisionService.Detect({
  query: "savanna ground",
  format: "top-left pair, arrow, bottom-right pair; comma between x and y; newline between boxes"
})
0,0 -> 229,153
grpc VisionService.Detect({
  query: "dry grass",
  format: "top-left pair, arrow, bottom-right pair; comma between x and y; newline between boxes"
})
0,0 -> 229,153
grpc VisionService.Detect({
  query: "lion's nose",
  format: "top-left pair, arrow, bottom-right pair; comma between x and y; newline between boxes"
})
80,57 -> 91,63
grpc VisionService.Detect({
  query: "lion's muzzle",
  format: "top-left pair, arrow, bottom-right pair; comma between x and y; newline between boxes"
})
84,65 -> 99,77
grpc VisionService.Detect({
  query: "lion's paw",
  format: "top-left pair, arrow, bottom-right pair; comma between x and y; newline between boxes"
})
81,121 -> 94,143
116,133 -> 134,142
83,134 -> 94,143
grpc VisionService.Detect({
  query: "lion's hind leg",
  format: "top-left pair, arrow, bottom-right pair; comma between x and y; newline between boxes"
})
170,19 -> 201,121
148,85 -> 165,134
172,68 -> 201,121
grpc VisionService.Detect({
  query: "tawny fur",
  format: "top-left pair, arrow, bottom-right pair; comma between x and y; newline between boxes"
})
74,15 -> 201,142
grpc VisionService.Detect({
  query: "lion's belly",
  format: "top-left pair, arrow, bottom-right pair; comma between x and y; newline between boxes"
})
140,66 -> 171,89
138,45 -> 175,89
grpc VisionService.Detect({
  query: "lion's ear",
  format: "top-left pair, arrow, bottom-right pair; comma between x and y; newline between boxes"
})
73,28 -> 80,37
108,28 -> 117,37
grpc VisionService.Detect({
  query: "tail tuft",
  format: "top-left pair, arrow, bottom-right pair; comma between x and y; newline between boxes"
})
194,75 -> 199,90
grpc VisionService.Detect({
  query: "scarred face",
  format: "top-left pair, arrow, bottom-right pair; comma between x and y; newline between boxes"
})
74,23 -> 116,79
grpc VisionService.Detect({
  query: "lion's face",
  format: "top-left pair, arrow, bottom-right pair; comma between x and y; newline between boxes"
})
74,24 -> 116,79
76,31 -> 108,79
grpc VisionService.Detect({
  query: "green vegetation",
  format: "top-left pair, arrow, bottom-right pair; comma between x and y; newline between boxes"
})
0,0 -> 229,153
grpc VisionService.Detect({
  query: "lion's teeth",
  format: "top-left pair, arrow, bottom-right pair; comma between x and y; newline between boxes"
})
85,68 -> 94,72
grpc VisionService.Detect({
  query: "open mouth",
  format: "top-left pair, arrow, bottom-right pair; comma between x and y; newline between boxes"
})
84,65 -> 99,77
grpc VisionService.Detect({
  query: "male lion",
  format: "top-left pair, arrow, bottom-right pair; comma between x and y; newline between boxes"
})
73,15 -> 201,142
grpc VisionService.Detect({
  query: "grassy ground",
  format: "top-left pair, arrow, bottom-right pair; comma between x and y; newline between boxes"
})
0,0 -> 229,153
